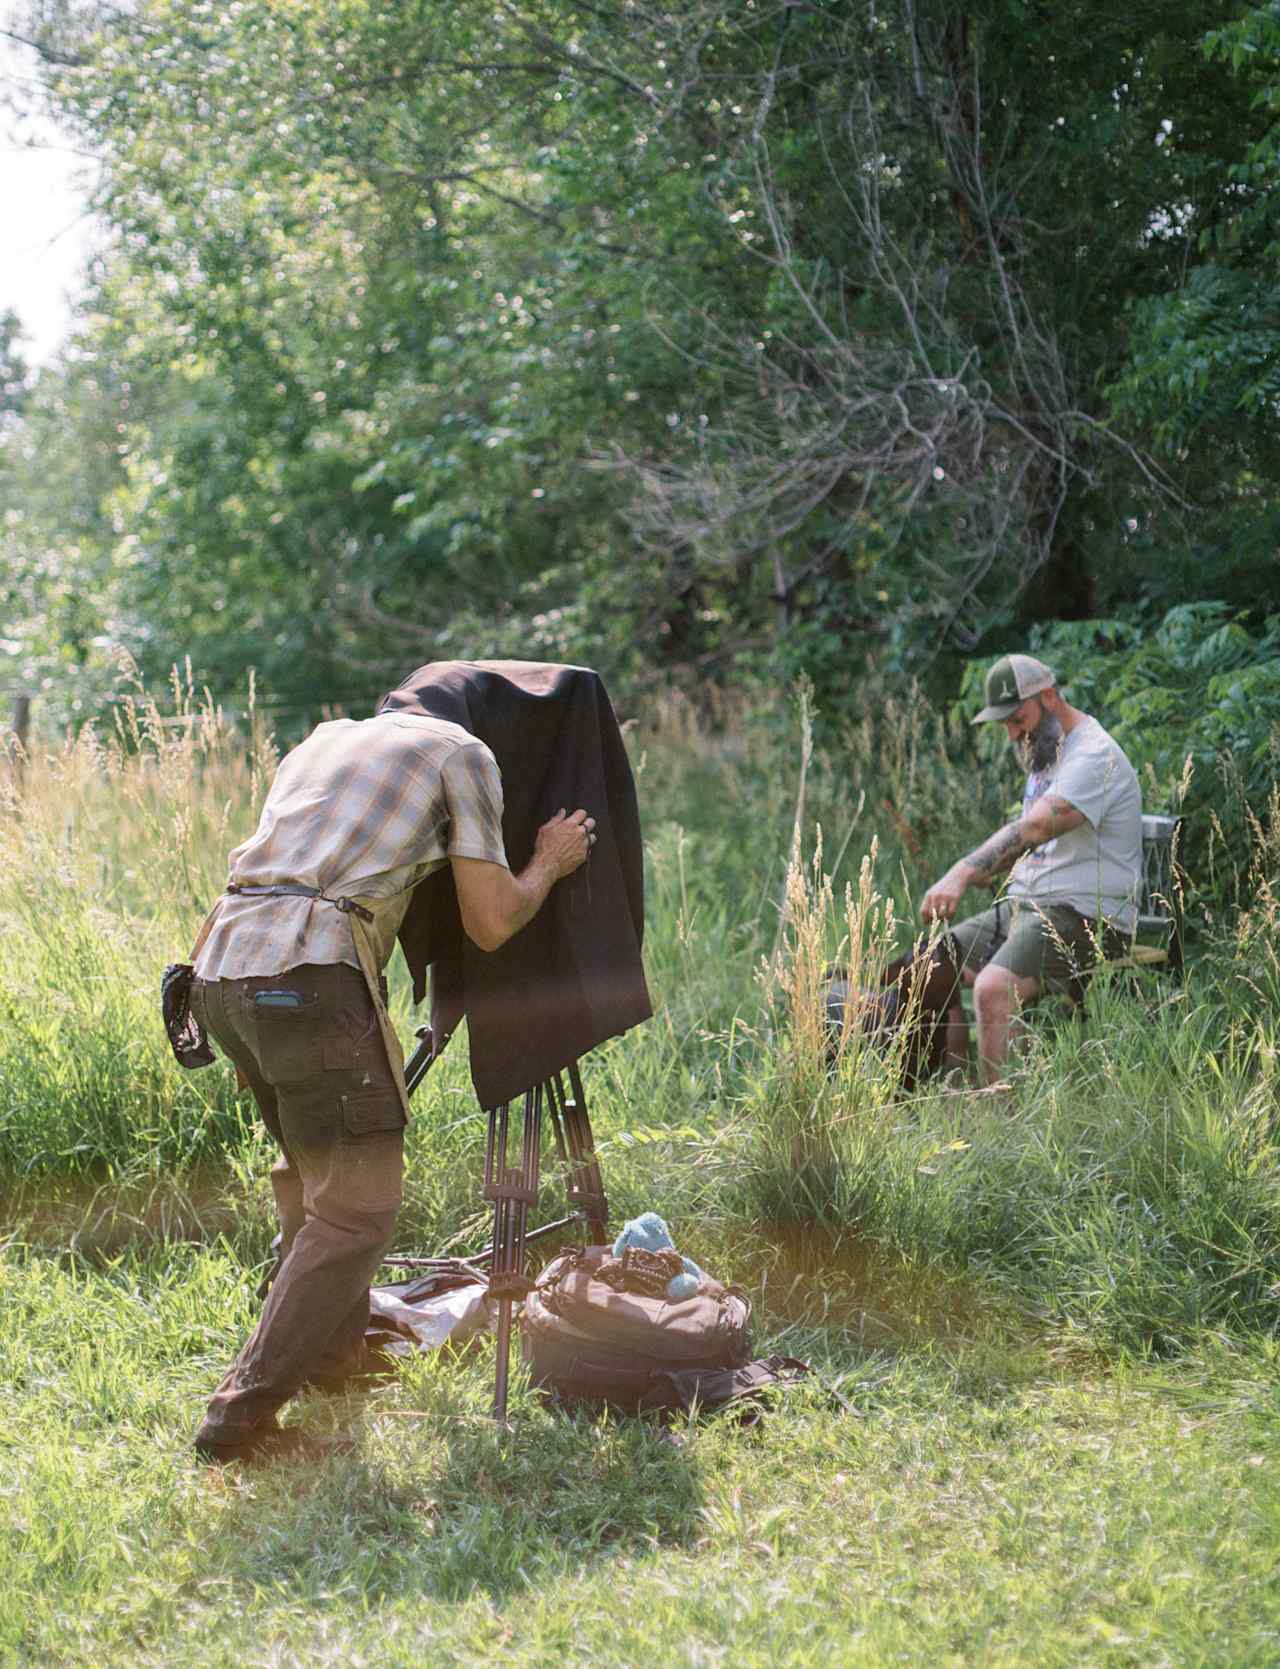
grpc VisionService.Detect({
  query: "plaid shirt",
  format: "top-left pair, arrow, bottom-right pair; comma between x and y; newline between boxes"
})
195,712 -> 509,980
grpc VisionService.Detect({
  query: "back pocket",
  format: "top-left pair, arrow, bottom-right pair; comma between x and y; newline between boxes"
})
251,994 -> 323,1083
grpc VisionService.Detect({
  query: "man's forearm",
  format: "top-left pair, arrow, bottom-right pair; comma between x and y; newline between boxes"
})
498,853 -> 560,943
923,796 -> 1082,923
457,852 -> 560,952
452,808 -> 593,951
961,819 -> 1034,887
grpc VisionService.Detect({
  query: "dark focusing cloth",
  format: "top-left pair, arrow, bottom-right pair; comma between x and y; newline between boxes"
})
378,660 -> 652,1110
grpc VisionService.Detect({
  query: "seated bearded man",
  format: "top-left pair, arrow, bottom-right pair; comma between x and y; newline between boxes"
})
921,654 -> 1142,1085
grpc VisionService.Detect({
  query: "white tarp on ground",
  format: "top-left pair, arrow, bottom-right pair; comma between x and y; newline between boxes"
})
368,1280 -> 491,1351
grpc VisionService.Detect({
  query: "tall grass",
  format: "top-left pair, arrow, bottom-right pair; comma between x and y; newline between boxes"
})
0,668 -> 262,1178
736,818 -> 1280,1349
3,669 -> 1280,1355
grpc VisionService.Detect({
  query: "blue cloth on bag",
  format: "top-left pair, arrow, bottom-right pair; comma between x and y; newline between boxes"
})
611,1212 -> 704,1300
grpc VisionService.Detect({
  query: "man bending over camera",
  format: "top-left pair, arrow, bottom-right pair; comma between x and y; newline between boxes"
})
188,708 -> 593,1463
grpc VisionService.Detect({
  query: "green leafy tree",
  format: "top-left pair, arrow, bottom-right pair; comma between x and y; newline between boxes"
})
0,311 -> 28,420
0,339 -> 129,722
9,0 -> 1279,720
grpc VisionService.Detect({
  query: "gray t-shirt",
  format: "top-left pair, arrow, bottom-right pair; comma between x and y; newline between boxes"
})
1007,716 -> 1143,929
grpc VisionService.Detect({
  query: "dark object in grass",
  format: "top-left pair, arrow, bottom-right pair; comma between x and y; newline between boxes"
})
301,1340 -> 402,1396
825,931 -> 962,1090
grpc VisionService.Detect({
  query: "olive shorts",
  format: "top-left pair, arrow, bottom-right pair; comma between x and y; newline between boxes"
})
950,899 -> 1130,995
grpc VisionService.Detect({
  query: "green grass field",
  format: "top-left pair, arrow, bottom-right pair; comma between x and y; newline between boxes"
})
3,680 -> 1280,1667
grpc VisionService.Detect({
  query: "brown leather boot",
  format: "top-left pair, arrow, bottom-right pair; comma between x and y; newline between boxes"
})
194,1424 -> 354,1465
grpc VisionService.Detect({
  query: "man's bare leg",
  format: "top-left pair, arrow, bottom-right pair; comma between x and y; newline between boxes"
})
972,966 -> 1040,1086
943,1003 -> 971,1074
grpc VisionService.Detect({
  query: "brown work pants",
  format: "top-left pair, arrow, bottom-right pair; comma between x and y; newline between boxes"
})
190,962 -> 406,1441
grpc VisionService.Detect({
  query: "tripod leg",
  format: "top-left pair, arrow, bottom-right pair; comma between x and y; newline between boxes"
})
481,1068 -> 603,1421
562,1062 -> 608,1244
492,1301 -> 514,1425
485,1086 -> 541,1423
545,1076 -> 571,1172
546,1072 -> 597,1238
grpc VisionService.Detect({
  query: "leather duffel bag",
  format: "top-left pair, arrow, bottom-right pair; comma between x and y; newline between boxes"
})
521,1244 -> 753,1413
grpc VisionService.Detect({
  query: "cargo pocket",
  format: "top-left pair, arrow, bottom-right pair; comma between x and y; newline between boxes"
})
340,1091 -> 406,1137
338,1091 -> 405,1216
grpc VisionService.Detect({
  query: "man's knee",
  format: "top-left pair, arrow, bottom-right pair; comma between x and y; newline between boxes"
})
973,965 -> 1038,1016
973,965 -> 1012,1008
295,1203 -> 398,1273
350,1208 -> 399,1266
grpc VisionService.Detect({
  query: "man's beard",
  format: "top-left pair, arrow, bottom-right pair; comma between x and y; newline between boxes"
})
1015,710 -> 1064,773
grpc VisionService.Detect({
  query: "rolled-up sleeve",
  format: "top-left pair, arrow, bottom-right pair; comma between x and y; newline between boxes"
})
441,741 -> 509,867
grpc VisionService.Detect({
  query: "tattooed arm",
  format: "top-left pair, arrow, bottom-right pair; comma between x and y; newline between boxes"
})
921,796 -> 1086,921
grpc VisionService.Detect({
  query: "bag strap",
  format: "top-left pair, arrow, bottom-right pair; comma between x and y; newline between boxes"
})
650,1355 -> 812,1421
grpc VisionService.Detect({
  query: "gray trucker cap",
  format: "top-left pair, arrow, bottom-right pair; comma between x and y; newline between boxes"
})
971,654 -> 1057,723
